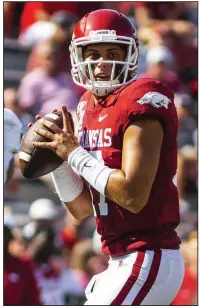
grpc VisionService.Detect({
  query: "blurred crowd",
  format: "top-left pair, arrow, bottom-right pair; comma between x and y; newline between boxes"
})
4,1 -> 197,306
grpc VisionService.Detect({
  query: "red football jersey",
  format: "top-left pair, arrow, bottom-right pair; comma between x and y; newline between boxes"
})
77,78 -> 181,257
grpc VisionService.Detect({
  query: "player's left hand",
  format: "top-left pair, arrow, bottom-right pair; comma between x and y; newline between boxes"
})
33,105 -> 79,160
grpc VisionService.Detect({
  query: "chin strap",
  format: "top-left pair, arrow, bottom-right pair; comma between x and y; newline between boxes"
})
89,79 -> 121,96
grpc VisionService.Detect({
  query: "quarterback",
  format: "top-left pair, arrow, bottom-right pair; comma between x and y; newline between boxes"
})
33,10 -> 184,305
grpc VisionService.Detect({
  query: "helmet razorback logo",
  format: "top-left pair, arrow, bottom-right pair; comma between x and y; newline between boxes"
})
137,92 -> 171,109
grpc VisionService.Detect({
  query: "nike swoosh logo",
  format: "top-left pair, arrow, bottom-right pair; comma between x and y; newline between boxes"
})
84,163 -> 93,168
99,114 -> 108,122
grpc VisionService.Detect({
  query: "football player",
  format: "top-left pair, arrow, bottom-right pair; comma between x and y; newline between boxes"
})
33,10 -> 184,305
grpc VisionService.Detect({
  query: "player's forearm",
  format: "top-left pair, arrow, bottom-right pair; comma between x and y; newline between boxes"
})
105,169 -> 149,214
51,161 -> 93,220
64,182 -> 93,220
68,146 -> 150,214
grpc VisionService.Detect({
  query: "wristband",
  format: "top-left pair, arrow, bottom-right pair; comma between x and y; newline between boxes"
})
51,161 -> 83,202
68,146 -> 114,195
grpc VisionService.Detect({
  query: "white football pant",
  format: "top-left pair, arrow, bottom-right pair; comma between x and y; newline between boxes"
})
85,249 -> 184,305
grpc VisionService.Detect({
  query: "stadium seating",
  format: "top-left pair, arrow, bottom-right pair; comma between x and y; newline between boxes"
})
4,38 -> 31,88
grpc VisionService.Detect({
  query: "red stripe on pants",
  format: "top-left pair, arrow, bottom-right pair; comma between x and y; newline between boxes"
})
132,250 -> 162,305
111,251 -> 146,305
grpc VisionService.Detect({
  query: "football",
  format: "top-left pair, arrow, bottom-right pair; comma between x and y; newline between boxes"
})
19,111 -> 65,179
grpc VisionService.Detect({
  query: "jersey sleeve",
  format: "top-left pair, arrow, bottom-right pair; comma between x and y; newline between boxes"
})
123,79 -> 176,132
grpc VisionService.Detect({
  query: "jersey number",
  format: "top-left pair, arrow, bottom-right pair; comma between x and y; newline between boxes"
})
89,150 -> 108,216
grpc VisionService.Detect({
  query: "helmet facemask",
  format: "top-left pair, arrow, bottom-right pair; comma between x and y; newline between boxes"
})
70,30 -> 139,96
